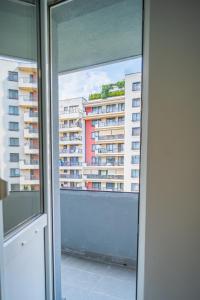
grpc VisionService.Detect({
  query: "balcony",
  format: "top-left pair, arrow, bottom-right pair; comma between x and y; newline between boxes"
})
84,108 -> 125,120
60,136 -> 82,145
84,161 -> 124,170
95,121 -> 124,130
59,123 -> 82,132
24,144 -> 39,154
60,174 -> 82,181
20,175 -> 39,185
59,148 -> 82,157
18,77 -> 37,90
19,95 -> 38,107
84,174 -> 124,182
24,128 -> 39,138
95,148 -> 124,156
4,190 -> 138,300
96,134 -> 124,143
60,189 -> 138,300
20,160 -> 39,169
24,112 -> 38,123
59,161 -> 82,170
59,110 -> 83,120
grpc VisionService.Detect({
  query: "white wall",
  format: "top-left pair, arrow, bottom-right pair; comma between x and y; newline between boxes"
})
138,0 -> 200,299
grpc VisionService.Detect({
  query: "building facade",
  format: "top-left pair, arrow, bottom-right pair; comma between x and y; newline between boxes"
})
0,58 -> 39,191
59,73 -> 141,193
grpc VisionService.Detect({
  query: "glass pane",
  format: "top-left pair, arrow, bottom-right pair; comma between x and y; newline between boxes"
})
0,0 -> 41,235
51,0 -> 142,299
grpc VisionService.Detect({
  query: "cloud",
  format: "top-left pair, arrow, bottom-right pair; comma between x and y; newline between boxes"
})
59,69 -> 112,100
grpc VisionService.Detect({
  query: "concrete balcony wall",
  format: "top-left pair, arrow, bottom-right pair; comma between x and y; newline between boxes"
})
3,190 -> 139,268
60,189 -> 138,267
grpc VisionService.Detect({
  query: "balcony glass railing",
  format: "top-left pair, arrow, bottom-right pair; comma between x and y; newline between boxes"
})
95,121 -> 124,128
86,161 -> 124,166
23,160 -> 39,165
19,77 -> 37,84
60,174 -> 82,179
87,108 -> 124,116
85,174 -> 124,180
59,161 -> 82,166
59,123 -> 82,129
59,148 -> 82,154
19,95 -> 37,102
60,136 -> 82,141
97,134 -> 124,141
97,148 -> 124,154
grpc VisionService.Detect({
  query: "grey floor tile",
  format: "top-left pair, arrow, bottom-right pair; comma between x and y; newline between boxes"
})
61,254 -> 136,300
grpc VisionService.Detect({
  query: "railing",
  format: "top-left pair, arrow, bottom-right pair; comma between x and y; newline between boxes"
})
59,148 -> 82,154
27,128 -> 38,134
23,160 -> 39,165
24,175 -> 39,180
59,123 -> 82,129
97,148 -> 124,154
19,77 -> 37,84
87,108 -> 124,116
86,161 -> 124,166
3,190 -> 139,268
19,95 -> 37,102
60,136 -> 82,141
59,161 -> 82,167
60,189 -> 138,267
85,174 -> 124,180
29,112 -> 38,118
95,121 -> 124,128
60,174 -> 82,179
29,144 -> 39,149
97,134 -> 124,141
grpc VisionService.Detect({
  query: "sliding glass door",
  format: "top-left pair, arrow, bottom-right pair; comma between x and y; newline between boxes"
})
50,1 -> 143,299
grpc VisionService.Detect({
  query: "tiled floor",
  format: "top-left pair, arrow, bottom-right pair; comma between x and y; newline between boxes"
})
61,254 -> 136,300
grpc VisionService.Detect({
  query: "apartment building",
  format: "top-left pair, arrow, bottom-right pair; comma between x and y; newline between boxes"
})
0,58 -> 39,191
59,97 -> 86,190
58,73 -> 141,192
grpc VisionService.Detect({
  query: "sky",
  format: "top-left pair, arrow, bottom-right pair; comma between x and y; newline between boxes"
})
59,57 -> 142,100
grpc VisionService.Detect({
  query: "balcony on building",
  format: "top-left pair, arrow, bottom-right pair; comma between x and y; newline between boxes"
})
20,159 -> 39,169
24,128 -> 39,138
18,76 -> 37,91
24,111 -> 38,123
94,120 -> 125,130
95,134 -> 124,143
20,175 -> 40,185
60,189 -> 138,299
59,122 -> 82,132
24,143 -> 39,154
19,94 -> 38,107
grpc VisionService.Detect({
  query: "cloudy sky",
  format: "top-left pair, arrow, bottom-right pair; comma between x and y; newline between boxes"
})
59,57 -> 142,100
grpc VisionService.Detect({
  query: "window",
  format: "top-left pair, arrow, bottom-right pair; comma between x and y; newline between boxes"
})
106,104 -> 116,113
131,169 -> 139,178
131,183 -> 139,192
132,113 -> 141,121
69,105 -> 79,113
92,182 -> 101,189
106,182 -> 115,190
10,184 -> 20,191
132,127 -> 140,136
118,103 -> 125,111
8,89 -> 18,99
92,119 -> 98,127
8,71 -> 18,82
132,81 -> 141,91
10,168 -> 20,177
8,106 -> 19,115
92,144 -> 96,152
91,132 -> 98,139
131,155 -> 140,164
9,137 -> 19,147
9,122 -> 19,131
10,153 -> 19,162
132,142 -> 140,150
132,98 -> 140,107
